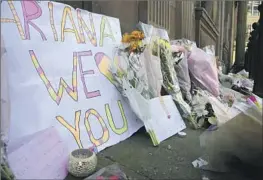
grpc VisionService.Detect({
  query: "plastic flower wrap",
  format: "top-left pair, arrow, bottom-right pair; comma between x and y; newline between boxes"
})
150,38 -> 192,118
170,43 -> 192,103
203,45 -> 215,56
108,30 -> 163,123
170,39 -> 197,52
110,47 -> 150,100
137,25 -> 195,127
136,21 -> 169,43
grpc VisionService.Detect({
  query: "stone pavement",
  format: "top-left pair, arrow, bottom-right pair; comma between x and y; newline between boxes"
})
65,127 -> 260,180
65,128 -> 202,180
65,128 -> 230,180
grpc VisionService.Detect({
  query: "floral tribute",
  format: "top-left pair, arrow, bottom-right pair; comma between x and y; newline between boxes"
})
108,30 -> 162,124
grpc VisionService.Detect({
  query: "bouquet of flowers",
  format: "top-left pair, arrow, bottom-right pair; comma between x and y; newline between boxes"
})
150,38 -> 192,118
109,28 -> 189,145
191,90 -> 217,129
110,31 -> 150,99
170,42 -> 192,103
109,30 -> 163,123
135,24 -> 198,128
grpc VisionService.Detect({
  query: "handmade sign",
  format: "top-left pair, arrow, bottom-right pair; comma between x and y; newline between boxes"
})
1,0 -> 143,154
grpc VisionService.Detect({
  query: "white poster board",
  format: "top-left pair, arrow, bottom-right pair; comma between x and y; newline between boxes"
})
146,96 -> 186,145
1,0 -> 143,153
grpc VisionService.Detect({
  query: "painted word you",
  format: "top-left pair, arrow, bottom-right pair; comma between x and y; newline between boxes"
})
30,49 -> 126,151
1,1 -> 115,46
56,101 -> 128,153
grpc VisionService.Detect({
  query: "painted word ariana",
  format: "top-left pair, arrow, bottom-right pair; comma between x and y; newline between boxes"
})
1,0 -> 115,46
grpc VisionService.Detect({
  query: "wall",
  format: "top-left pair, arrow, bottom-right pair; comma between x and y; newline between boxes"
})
247,15 -> 260,24
57,0 -> 235,69
182,1 -> 195,40
195,6 -> 219,51
57,0 -> 139,34
174,1 -> 195,41
58,0 -> 195,43
56,0 -> 83,9
92,1 -> 139,33
200,28 -> 217,48
168,2 -> 177,39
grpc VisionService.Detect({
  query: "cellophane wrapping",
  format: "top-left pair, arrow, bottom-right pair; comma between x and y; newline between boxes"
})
108,30 -> 164,124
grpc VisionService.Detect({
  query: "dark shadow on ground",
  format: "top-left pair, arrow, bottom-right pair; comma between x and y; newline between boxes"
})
65,127 -> 263,180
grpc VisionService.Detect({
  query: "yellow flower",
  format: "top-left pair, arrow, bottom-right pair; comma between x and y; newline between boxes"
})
131,30 -> 145,40
137,40 -> 143,47
121,30 -> 145,52
122,33 -> 131,43
131,30 -> 141,35
165,41 -> 171,48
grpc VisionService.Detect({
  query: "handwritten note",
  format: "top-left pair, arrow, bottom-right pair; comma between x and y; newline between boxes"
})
8,127 -> 69,179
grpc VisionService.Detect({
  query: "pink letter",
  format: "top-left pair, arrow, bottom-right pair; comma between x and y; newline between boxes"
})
77,51 -> 101,99
21,1 -> 47,40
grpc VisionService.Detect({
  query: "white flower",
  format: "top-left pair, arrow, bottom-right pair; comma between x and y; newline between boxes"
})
127,70 -> 134,80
